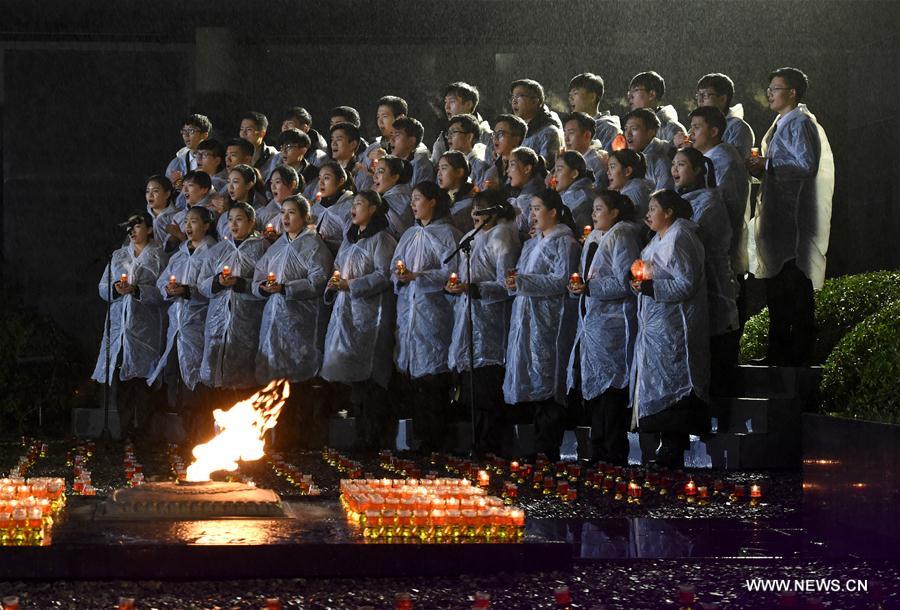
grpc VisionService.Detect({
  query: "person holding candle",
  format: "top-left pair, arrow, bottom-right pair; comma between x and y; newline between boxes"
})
483,113 -> 527,192
503,189 -> 581,461
163,171 -> 214,253
390,117 -> 436,186
149,206 -> 218,439
506,147 -> 548,237
629,190 -> 710,468
607,149 -> 652,222
198,202 -> 270,389
372,155 -> 414,239
392,181 -> 463,453
672,147 -> 740,394
437,151 -> 478,233
311,160 -> 357,256
216,164 -> 264,240
145,175 -> 178,247
256,165 -> 301,235
92,211 -> 167,433
566,190 -> 642,465
747,67 -> 834,366
446,190 -> 522,454
253,195 -> 333,384
553,150 -> 595,230
321,190 -> 398,450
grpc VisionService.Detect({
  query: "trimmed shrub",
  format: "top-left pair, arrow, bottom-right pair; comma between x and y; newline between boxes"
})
740,270 -> 900,363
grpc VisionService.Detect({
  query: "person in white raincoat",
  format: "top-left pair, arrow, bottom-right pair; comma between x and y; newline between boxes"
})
566,191 -> 641,465
506,147 -> 547,237
672,148 -> 740,396
627,72 -> 686,146
255,165 -> 299,234
624,109 -> 675,191
253,195 -> 333,384
436,151 -> 478,233
145,175 -> 178,248
320,190 -> 398,450
372,155 -> 414,240
554,151 -> 596,230
607,150 -> 653,223
310,161 -> 356,256
392,181 -> 463,452
445,190 -> 522,454
747,67 -> 834,366
629,190 -> 710,468
92,211 -> 167,431
198,203 -> 270,389
503,189 -> 581,461
695,73 -> 756,160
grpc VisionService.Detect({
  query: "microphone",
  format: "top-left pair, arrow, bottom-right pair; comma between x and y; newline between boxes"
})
472,205 -> 505,216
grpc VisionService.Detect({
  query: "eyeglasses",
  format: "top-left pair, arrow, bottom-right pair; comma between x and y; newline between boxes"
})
196,151 -> 213,159
766,86 -> 793,94
492,130 -> 508,140
694,90 -> 720,101
447,129 -> 466,137
181,128 -> 201,136
239,127 -> 259,135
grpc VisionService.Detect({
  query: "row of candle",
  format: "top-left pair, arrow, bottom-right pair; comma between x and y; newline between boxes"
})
167,444 -> 188,481
5,439 -> 48,479
123,442 -> 145,487
69,443 -> 96,496
0,477 -> 65,546
268,452 -> 320,495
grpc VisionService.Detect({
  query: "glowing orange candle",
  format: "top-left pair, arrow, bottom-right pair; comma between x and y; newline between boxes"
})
569,272 -> 582,286
477,470 -> 490,487
265,223 -> 275,234
332,270 -> 341,281
631,259 -> 646,281
119,273 -> 128,284
448,272 -> 459,287
583,225 -> 592,238
267,271 -> 276,284
750,147 -> 760,158
750,483 -> 762,499
611,133 -> 627,151
168,274 -> 177,285
396,259 -> 406,274
685,480 -> 697,496
221,265 -> 231,279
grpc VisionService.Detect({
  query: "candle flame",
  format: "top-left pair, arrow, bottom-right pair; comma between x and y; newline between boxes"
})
185,380 -> 290,482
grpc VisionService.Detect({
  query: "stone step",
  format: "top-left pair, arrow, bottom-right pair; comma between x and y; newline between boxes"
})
711,397 -> 801,434
722,365 -> 824,400
703,430 -> 801,470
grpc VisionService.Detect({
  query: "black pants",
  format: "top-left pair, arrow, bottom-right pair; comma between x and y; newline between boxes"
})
765,259 -> 815,366
341,380 -> 393,452
458,365 -> 506,455
532,398 -> 566,462
407,373 -> 451,453
639,392 -> 708,469
586,386 -> 630,465
710,330 -> 741,398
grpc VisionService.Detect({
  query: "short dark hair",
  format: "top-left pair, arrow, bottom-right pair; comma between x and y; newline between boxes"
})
376,96 -> 408,118
768,67 -> 809,101
472,188 -> 516,221
197,138 -> 224,159
241,111 -> 269,132
330,122 -> 361,143
509,79 -> 545,104
225,137 -> 254,158
378,155 -> 413,183
697,73 -> 735,107
330,106 -> 361,127
183,114 -> 212,133
630,71 -> 666,99
284,106 -> 312,127
318,160 -> 349,188
442,82 -> 480,108
271,165 -> 300,188
609,149 -> 647,179
146,174 -> 173,192
688,106 -> 727,140
493,113 -> 527,140
280,128 -> 312,148
391,117 -> 424,145
281,194 -> 311,219
229,163 -> 259,187
448,113 -> 480,137
511,146 -> 548,179
568,73 -> 605,100
624,108 -> 661,131
562,112 -> 596,137
183,170 -> 212,190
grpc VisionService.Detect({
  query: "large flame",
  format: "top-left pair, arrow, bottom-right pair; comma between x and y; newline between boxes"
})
185,380 -> 290,482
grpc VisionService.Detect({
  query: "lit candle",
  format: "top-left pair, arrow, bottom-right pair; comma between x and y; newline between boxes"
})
448,272 -> 459,287
506,268 -> 517,281
168,274 -> 177,285
267,271 -> 276,284
477,470 -> 490,487
221,265 -> 231,278
395,259 -> 406,274
750,483 -> 762,499
750,147 -> 760,158
583,225 -> 592,238
611,133 -> 627,151
265,223 -> 275,234
630,259 -> 646,281
119,273 -> 128,284
569,272 -> 582,286
510,508 -> 525,527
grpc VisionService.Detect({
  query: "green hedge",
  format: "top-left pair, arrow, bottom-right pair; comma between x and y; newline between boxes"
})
820,300 -> 900,424
740,270 -> 900,364
0,298 -> 84,436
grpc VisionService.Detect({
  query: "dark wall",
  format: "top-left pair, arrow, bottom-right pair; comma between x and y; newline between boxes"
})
2,0 -> 898,358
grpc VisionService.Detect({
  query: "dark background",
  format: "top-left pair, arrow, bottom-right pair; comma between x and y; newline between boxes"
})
1,0 -> 897,360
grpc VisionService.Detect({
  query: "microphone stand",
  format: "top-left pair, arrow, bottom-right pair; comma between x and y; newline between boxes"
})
101,246 -> 115,441
444,221 -> 486,456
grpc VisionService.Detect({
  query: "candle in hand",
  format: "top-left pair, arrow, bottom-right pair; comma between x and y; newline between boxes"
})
448,272 -> 459,287
222,265 -> 231,278
396,259 -> 406,274
119,273 -> 128,284
583,225 -> 592,238
630,259 -> 647,281
569,272 -> 582,286
168,275 -> 177,285
265,223 -> 275,234
267,272 -> 276,284
331,270 -> 341,283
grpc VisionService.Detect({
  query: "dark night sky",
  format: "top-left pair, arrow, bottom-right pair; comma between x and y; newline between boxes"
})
1,0 -> 898,358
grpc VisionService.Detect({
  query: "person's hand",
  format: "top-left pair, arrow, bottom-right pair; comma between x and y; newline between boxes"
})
169,170 -> 184,190
630,278 -> 642,293
219,273 -> 237,287
746,156 -> 766,177
166,222 -> 186,242
395,268 -> 416,282
115,280 -> 133,295
260,281 -> 282,294
445,281 -> 468,294
209,192 -> 227,215
332,278 -> 350,291
505,275 -> 517,291
166,283 -> 186,297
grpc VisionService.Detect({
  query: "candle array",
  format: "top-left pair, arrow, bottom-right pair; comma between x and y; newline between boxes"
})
167,444 -> 187,481
268,453 -> 320,495
122,442 -> 145,487
0,476 -> 65,546
323,448 -> 366,479
340,478 -> 525,542
67,442 -> 96,496
6,438 -> 47,479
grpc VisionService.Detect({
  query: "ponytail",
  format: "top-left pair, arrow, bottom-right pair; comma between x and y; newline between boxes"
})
535,188 -> 578,234
609,149 -> 647,180
651,189 -> 693,220
675,148 -> 717,188
511,146 -> 548,180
